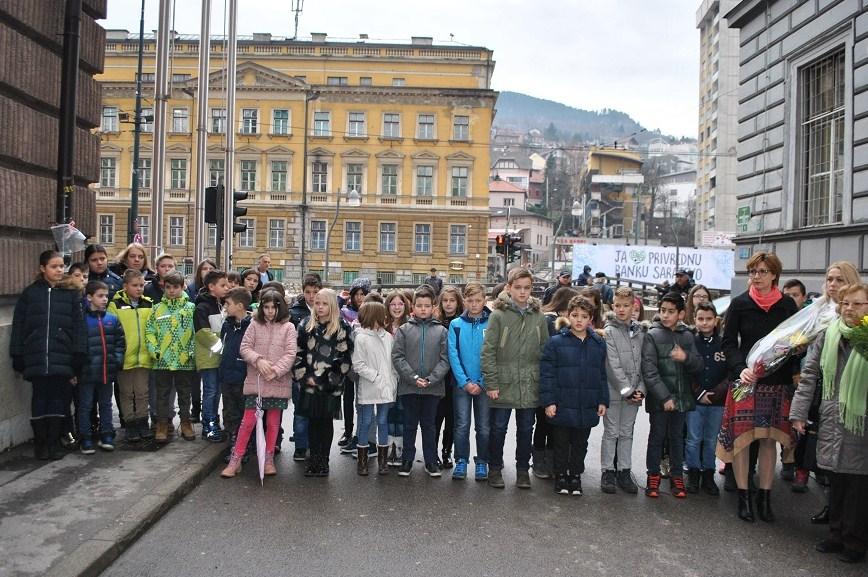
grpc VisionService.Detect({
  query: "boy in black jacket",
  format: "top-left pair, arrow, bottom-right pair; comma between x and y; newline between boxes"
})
219,288 -> 253,462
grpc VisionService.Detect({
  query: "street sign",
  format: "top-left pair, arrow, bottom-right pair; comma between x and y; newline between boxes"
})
737,206 -> 751,233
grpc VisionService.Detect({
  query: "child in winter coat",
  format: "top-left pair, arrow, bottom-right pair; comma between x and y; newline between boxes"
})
352,301 -> 397,475
434,285 -> 463,469
221,290 -> 297,478
338,277 -> 370,451
540,296 -> 608,496
79,280 -> 126,454
108,269 -> 154,442
194,270 -> 229,442
219,287 -> 253,462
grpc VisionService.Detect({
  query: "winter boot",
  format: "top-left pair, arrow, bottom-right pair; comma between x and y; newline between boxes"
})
617,469 -> 639,494
126,419 -> 142,443
357,446 -> 369,476
377,445 -> 390,475
155,421 -> 169,443
756,489 -> 775,522
31,419 -> 50,460
532,449 -> 550,479
600,469 -> 617,494
304,455 -> 319,477
264,452 -> 277,476
46,417 -> 66,460
221,450 -> 243,478
723,464 -> 737,492
686,469 -> 701,494
737,489 -> 755,522
701,469 -> 720,496
179,419 -> 195,441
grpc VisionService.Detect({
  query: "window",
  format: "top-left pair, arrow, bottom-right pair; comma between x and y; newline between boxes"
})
310,220 -> 326,250
313,111 -> 330,136
453,115 -> 469,140
137,215 -> 150,245
415,165 -> 433,196
207,223 -> 217,247
379,271 -> 396,284
268,219 -> 285,249
345,221 -> 361,251
417,114 -> 435,139
379,222 -> 396,252
449,225 -> 467,255
392,78 -> 406,87
451,166 -> 468,197
240,160 -> 256,191
412,273 -> 427,285
211,108 -> 226,134
141,108 -> 153,133
100,157 -> 117,188
347,163 -> 364,194
209,159 -> 224,187
135,157 -> 151,188
101,106 -> 119,132
381,165 -> 398,195
170,159 -> 187,189
171,108 -> 188,132
360,77 -> 372,86
271,161 -> 288,192
348,112 -> 366,137
503,198 -> 515,207
312,161 -> 328,193
241,109 -> 258,134
238,218 -> 255,248
799,48 -> 845,227
272,109 -> 289,135
171,73 -> 191,83
343,271 -> 359,284
327,76 -> 348,86
99,215 -> 114,245
449,274 -> 464,284
383,113 -> 401,138
169,216 -> 185,246
414,224 -> 431,253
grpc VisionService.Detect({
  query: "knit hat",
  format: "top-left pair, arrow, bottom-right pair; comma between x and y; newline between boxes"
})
349,277 -> 372,297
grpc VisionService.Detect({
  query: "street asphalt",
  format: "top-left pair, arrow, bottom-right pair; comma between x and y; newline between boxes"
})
100,413 -> 863,577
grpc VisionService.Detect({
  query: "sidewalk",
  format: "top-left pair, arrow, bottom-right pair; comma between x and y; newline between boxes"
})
0,430 -> 225,577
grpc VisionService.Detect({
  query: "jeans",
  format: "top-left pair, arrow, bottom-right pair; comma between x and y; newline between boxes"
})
77,381 -> 114,435
551,425 -> 592,476
646,411 -> 686,476
200,368 -> 220,424
453,386 -> 490,463
488,407 -> 535,471
685,405 -> 724,471
292,381 -> 308,449
400,394 -> 439,465
600,399 -> 640,471
356,403 -> 392,447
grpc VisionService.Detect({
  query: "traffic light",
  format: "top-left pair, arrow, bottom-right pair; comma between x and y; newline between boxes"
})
232,190 -> 249,234
204,185 -> 222,224
495,234 -> 505,254
507,234 -> 523,263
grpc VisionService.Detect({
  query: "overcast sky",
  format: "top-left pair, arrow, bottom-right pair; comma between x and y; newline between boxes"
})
103,0 -> 700,137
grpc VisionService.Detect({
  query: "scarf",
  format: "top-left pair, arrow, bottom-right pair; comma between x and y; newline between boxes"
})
749,285 -> 783,312
821,318 -> 868,436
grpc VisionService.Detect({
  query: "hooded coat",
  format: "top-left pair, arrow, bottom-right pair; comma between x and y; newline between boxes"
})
641,320 -> 704,413
108,289 -> 154,370
352,327 -> 398,404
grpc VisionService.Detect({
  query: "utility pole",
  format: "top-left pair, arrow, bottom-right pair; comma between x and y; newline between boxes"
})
128,0 -> 145,244
222,0 -> 238,270
193,0 -> 211,264
150,0 -> 173,261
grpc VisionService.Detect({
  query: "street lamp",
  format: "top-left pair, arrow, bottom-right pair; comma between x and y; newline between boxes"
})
323,188 -> 361,286
299,88 -> 320,279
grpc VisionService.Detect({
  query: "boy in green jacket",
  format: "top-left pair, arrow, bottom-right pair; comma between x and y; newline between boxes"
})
481,268 -> 549,489
145,271 -> 196,443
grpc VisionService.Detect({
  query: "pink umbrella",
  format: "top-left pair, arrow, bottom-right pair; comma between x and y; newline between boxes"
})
255,379 -> 266,485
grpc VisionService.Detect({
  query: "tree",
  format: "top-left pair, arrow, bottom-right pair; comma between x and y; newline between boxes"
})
543,122 -> 559,142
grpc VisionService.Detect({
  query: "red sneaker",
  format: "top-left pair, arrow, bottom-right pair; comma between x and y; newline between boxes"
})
671,475 -> 687,498
645,474 -> 661,498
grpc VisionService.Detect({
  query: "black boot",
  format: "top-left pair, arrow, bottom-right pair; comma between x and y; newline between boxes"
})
701,469 -> 720,496
811,505 -> 830,525
723,465 -> 737,492
686,468 -> 700,494
126,419 -> 142,443
304,455 -> 319,477
31,419 -> 50,460
756,489 -> 775,522
737,489 -> 755,522
45,417 -> 66,460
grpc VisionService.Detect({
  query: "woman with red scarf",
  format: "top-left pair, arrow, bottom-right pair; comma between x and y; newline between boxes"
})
717,252 -> 798,523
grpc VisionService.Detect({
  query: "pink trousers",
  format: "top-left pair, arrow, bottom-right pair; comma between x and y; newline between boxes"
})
233,408 -> 281,457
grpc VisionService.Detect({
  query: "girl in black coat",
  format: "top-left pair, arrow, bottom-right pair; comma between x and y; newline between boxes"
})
10,250 -> 87,460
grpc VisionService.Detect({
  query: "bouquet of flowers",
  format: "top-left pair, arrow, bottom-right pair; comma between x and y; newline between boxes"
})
731,296 -> 838,401
851,314 -> 868,360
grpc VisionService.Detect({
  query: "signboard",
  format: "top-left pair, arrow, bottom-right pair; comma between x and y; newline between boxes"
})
572,244 -> 735,290
701,230 -> 736,247
737,206 -> 751,233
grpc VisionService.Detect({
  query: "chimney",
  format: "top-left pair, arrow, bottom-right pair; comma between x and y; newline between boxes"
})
311,32 -> 327,43
359,33 -> 368,40
411,36 -> 433,46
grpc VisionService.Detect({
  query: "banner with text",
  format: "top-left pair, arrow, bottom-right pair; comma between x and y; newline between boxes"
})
572,244 -> 735,290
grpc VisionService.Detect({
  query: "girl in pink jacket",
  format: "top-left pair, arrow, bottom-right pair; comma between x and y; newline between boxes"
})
221,291 -> 297,478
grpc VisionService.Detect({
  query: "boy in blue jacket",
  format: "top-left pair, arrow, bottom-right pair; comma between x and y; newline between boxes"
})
539,296 -> 608,496
219,287 -> 252,463
447,282 -> 491,481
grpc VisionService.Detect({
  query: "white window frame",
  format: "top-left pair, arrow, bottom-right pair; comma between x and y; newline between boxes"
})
137,215 -> 150,245
271,160 -> 288,192
134,157 -> 152,189
417,113 -> 435,139
240,160 -> 257,192
346,163 -> 365,195
313,111 -> 331,136
272,109 -> 290,135
209,159 -> 224,187
268,218 -> 285,249
211,108 -> 226,134
98,214 -> 114,245
347,112 -> 367,138
101,106 -> 119,132
207,223 -> 217,247
312,161 -> 329,193
379,222 -> 397,253
414,223 -> 431,254
449,224 -> 467,255
383,113 -> 401,139
310,219 -> 327,251
415,165 -> 434,196
238,218 -> 255,249
140,107 -> 153,133
450,166 -> 470,197
241,108 -> 259,134
344,220 -> 362,251
171,107 -> 189,133
170,158 -> 188,189
100,157 -> 117,188
453,115 -> 470,141
381,164 -> 399,196
169,216 -> 185,246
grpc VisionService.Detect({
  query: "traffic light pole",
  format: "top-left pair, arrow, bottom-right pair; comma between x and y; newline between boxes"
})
221,0 -> 238,270
192,0 -> 211,265
128,0 -> 145,244
503,206 -> 511,278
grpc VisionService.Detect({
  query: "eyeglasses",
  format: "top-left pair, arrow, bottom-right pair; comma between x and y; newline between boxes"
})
748,269 -> 771,277
840,301 -> 868,308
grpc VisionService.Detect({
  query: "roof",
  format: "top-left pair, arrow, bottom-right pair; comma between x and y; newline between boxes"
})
490,153 -> 532,171
489,179 -> 526,193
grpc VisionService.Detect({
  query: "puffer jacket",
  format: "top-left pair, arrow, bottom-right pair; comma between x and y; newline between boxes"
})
108,290 -> 154,369
352,327 -> 397,404
481,293 -> 549,409
82,308 -> 126,385
219,315 -> 251,385
194,289 -> 223,370
642,321 -> 704,413
447,308 -> 490,390
392,317 -> 450,397
144,293 -> 196,371
604,314 -> 646,400
791,330 -> 868,475
89,269 -> 123,300
10,279 -> 87,379
539,323 -> 609,429
240,318 -> 297,399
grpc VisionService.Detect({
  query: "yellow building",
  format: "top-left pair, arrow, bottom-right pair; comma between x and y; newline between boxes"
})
96,32 -> 496,285
579,147 -> 644,241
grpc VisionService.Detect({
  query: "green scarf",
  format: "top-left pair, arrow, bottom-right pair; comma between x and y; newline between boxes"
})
821,319 -> 868,435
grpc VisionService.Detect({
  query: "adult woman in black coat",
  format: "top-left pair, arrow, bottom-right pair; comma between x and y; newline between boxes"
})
10,250 -> 87,459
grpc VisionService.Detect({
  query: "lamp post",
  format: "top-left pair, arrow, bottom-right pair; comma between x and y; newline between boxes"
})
323,188 -> 360,286
299,89 -> 320,279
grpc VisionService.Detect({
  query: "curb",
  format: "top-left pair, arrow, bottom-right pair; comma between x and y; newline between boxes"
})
44,442 -> 226,577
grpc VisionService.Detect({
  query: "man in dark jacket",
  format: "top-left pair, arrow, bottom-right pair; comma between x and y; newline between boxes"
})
543,270 -> 573,306
576,265 -> 593,287
425,267 -> 443,296
667,268 -> 693,300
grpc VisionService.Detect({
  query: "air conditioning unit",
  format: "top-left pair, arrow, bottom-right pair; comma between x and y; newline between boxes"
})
610,224 -> 624,237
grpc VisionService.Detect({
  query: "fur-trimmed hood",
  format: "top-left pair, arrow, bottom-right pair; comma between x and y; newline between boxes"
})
491,292 -> 542,314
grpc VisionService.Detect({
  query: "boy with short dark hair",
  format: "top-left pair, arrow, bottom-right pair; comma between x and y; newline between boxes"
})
194,269 -> 229,442
144,253 -> 176,304
642,294 -> 704,499
219,287 -> 253,462
392,285 -> 450,477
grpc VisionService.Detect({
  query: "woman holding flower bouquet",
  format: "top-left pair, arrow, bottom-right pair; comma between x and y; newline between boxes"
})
717,252 -> 799,523
791,283 -> 868,564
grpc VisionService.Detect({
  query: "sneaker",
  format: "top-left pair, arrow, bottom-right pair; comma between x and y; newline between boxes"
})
452,459 -> 468,480
204,423 -> 226,443
554,474 -> 570,495
98,433 -> 115,452
340,436 -> 357,454
80,438 -> 96,455
617,469 -> 639,494
780,462 -> 795,482
475,462 -> 489,481
792,469 -> 809,493
293,448 -> 308,462
569,475 -> 583,496
488,468 -> 505,488
645,473 -> 661,498
337,432 -> 352,447
670,475 -> 687,498
425,462 -> 442,477
398,460 -> 413,477
600,470 -> 617,494
515,470 -> 531,489
387,444 -> 401,467
440,451 -> 453,470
